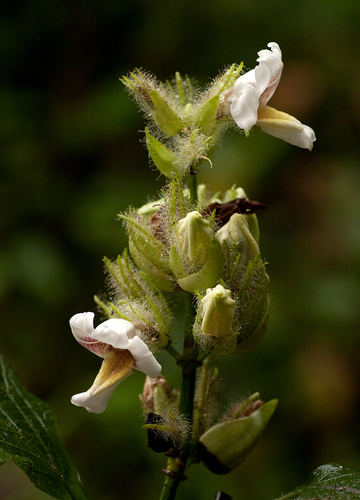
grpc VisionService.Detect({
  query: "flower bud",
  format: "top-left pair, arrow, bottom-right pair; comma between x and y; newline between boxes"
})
222,187 -> 260,243
120,213 -> 175,291
170,239 -> 224,293
216,213 -> 259,262
201,285 -> 235,338
197,399 -> 278,474
234,256 -> 270,353
177,211 -> 213,265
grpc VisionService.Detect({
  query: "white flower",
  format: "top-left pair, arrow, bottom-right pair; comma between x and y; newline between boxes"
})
227,42 -> 316,150
70,312 -> 161,413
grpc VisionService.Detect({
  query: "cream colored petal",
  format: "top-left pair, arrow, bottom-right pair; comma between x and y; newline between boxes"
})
88,349 -> 134,397
91,318 -> 137,348
69,312 -> 95,341
128,335 -> 162,378
71,383 -> 120,413
230,82 -> 260,130
257,105 -> 316,150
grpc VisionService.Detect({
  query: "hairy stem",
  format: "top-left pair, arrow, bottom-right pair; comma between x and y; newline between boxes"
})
159,292 -> 199,500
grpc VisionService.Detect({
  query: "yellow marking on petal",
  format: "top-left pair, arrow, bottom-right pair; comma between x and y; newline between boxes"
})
257,104 -> 302,130
89,349 -> 134,397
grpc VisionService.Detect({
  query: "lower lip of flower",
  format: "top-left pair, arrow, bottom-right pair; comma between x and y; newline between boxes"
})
89,348 -> 135,397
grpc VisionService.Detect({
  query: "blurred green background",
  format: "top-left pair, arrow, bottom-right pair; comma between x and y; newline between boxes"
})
1,0 -> 360,499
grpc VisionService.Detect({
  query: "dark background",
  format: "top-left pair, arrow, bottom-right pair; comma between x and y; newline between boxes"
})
1,0 -> 360,499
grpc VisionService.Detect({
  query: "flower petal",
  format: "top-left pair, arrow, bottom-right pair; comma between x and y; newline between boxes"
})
91,318 -> 137,348
230,82 -> 260,130
69,312 -> 95,341
70,312 -> 109,357
257,42 -> 283,103
71,383 -> 121,413
89,349 -> 135,397
257,105 -> 316,150
128,335 -> 162,378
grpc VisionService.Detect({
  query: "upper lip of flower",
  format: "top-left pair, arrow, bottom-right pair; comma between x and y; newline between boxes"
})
229,42 -> 284,131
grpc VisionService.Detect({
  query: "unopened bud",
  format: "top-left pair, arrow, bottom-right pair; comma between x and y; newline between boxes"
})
216,213 -> 259,261
201,285 -> 235,338
177,211 -> 213,265
120,213 -> 175,291
170,239 -> 224,293
197,398 -> 278,474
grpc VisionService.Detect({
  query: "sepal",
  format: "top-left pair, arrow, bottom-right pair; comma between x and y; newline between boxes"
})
120,213 -> 175,291
197,398 -> 278,474
150,89 -> 184,136
170,239 -> 225,293
193,95 -> 220,134
145,127 -> 179,178
234,256 -> 270,352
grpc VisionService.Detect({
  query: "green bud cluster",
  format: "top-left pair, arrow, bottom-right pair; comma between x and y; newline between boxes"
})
115,177 -> 270,355
120,65 -> 243,179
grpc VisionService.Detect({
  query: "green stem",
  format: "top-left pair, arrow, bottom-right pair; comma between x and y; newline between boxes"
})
165,342 -> 182,362
159,292 -> 199,500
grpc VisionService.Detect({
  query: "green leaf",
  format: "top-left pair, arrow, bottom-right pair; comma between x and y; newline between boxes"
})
275,463 -> 360,500
0,355 -> 92,500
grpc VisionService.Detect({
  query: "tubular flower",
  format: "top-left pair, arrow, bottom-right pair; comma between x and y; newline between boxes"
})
227,42 -> 316,150
70,312 -> 161,413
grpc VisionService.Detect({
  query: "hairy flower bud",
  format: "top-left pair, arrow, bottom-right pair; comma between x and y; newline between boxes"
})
197,398 -> 278,474
170,239 -> 224,293
177,211 -> 213,265
120,213 -> 175,291
234,265 -> 270,353
216,213 -> 259,263
201,285 -> 235,338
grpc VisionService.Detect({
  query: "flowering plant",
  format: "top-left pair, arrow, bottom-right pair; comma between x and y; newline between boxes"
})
0,42 -> 327,500
65,42 -> 314,499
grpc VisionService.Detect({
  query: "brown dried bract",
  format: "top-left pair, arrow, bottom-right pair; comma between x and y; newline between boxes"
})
202,197 -> 266,227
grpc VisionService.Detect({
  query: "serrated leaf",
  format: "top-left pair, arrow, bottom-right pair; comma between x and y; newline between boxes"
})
0,355 -> 92,500
275,463 -> 360,500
